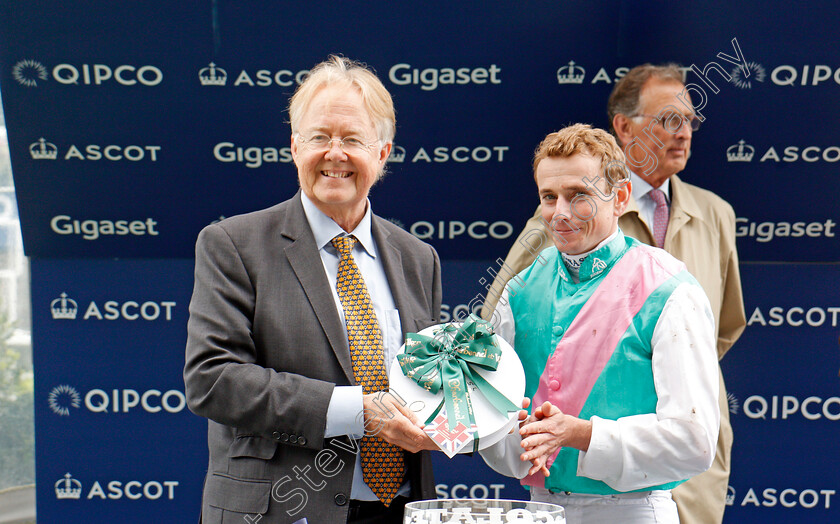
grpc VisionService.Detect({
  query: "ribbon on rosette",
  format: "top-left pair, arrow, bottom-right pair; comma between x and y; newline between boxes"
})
397,314 -> 518,443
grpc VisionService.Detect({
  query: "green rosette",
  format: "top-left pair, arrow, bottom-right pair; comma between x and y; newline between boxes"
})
398,314 -> 518,435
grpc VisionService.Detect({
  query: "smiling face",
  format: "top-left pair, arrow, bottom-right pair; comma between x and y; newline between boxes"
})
614,77 -> 693,187
291,85 -> 391,231
537,153 -> 630,255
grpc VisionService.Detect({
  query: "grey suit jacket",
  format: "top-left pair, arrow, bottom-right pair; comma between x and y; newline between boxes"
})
184,191 -> 442,523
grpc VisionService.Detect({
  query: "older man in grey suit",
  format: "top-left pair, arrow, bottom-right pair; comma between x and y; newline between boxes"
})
185,56 -> 441,523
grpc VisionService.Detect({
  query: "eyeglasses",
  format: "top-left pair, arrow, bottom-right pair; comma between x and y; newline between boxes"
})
633,109 -> 701,132
295,133 -> 381,155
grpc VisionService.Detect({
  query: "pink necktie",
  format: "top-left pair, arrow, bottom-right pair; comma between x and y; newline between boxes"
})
649,189 -> 669,248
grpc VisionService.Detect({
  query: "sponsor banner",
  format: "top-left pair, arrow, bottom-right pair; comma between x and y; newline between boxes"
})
31,258 -> 206,523
23,254 -> 840,523
723,263 -> 840,522
30,258 -> 193,368
1,4 -> 834,262
1,2 -> 838,523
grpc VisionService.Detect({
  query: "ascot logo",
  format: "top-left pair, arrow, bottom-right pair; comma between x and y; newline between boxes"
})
435,483 -> 507,500
727,141 -> 840,163
55,472 -> 179,501
49,292 -> 175,321
439,303 -> 482,323
48,384 -> 81,416
730,61 -> 766,89
388,146 -> 407,163
29,139 -> 161,162
726,486 -> 736,506
556,61 -> 586,84
200,63 -> 310,87
12,59 -> 48,86
726,140 -> 755,162
29,138 -> 58,160
383,145 -> 509,164
198,62 -> 227,86
729,485 -> 836,509
746,305 -> 840,327
56,473 -> 82,499
12,59 -> 162,86
51,292 -> 78,319
48,385 -> 187,414
555,61 -> 644,85
763,145 -> 840,163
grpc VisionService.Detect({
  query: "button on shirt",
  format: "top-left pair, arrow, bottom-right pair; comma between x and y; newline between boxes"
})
631,173 -> 671,232
300,192 -> 409,501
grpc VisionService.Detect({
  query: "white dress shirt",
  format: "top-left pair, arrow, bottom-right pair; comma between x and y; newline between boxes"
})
300,192 -> 408,501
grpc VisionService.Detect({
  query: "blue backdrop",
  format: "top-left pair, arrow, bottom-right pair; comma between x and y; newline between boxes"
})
1,2 -> 838,522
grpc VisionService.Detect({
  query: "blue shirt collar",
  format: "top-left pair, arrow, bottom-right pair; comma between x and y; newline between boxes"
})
300,192 -> 377,258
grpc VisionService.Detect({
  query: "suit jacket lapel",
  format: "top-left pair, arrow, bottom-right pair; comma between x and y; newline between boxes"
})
282,192 -> 356,384
667,175 -> 705,243
372,217 -> 415,336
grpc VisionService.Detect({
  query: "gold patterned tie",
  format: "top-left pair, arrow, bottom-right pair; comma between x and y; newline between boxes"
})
331,235 -> 405,506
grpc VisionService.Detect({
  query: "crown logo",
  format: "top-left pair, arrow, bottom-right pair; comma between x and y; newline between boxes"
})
55,473 -> 82,500
388,145 -> 406,163
557,61 -> 585,84
726,486 -> 736,506
199,62 -> 227,86
727,140 -> 754,162
51,292 -> 78,319
30,138 -> 58,160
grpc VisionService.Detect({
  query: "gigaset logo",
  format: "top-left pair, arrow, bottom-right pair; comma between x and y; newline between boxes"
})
50,216 -> 159,240
388,63 -> 501,90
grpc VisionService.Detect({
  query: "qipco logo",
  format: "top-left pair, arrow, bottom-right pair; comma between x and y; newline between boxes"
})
84,389 -> 186,414
410,220 -> 514,241
52,63 -> 163,86
742,395 -> 840,421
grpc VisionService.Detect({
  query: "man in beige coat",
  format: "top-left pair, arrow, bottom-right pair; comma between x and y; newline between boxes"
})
481,64 -> 746,524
